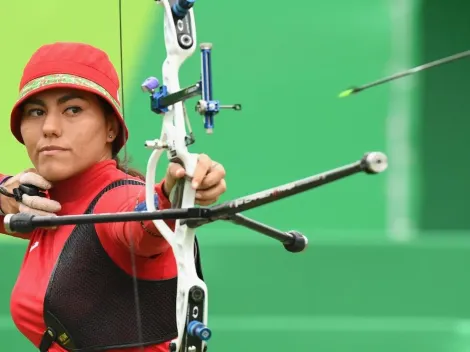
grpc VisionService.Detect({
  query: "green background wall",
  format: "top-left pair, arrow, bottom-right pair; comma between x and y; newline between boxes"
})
1,0 -> 470,351
419,0 -> 470,230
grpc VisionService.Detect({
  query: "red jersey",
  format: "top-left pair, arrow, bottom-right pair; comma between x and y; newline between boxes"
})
0,160 -> 177,351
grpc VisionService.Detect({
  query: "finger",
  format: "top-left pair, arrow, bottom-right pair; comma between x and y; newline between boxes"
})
19,203 -> 58,217
195,198 -> 219,206
198,163 -> 226,190
20,168 -> 38,176
21,194 -> 62,213
191,154 -> 212,189
167,162 -> 186,179
164,163 -> 186,196
196,180 -> 226,200
20,172 -> 52,190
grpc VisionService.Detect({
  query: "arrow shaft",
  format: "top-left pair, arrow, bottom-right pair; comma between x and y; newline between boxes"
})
341,49 -> 470,97
363,50 -> 470,90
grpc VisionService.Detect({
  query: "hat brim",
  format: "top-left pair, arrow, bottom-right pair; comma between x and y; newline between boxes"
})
10,76 -> 128,154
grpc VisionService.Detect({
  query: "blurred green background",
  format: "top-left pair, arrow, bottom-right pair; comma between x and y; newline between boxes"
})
2,0 -> 470,351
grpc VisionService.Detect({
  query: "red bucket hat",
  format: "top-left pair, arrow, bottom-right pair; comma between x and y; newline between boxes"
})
10,42 -> 129,153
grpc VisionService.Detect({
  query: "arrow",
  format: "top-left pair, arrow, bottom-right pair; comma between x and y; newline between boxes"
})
338,50 -> 470,98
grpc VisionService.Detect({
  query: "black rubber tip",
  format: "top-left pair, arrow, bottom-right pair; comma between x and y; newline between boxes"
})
283,231 -> 308,253
8,213 -> 36,233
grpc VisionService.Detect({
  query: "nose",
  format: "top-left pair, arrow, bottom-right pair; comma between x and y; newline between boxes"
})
41,111 -> 63,138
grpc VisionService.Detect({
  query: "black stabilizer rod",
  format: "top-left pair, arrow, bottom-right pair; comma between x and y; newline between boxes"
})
4,208 -> 210,234
203,151 -> 388,219
228,214 -> 307,253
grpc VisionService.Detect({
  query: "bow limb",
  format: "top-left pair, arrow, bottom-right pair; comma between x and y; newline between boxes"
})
143,1 -> 208,351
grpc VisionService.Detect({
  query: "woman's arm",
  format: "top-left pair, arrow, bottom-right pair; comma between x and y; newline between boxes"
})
95,155 -> 227,258
94,179 -> 175,258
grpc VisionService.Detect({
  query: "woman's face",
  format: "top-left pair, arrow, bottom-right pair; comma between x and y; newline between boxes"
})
20,87 -> 118,182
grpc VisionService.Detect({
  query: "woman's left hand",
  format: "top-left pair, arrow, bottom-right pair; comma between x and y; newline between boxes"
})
163,154 -> 227,206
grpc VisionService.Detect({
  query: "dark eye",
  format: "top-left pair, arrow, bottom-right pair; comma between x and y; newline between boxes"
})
65,106 -> 82,115
26,108 -> 45,117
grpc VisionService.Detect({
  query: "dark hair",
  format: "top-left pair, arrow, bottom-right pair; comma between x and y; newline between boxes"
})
113,154 -> 145,181
99,97 -> 146,181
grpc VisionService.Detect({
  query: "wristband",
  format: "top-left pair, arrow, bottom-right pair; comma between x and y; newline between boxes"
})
0,176 -> 12,185
0,176 -> 12,215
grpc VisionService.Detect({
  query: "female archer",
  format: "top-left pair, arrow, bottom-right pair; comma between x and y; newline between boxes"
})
0,42 -> 227,351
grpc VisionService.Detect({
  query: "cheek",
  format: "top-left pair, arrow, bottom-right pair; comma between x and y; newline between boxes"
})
68,120 -> 108,150
20,122 -> 40,157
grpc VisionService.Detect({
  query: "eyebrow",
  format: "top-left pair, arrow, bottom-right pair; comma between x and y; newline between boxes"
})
23,93 -> 87,107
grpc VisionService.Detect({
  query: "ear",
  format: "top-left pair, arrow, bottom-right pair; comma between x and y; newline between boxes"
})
105,115 -> 120,143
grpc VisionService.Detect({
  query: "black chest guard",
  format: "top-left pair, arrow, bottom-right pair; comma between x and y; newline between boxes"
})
39,179 -> 205,352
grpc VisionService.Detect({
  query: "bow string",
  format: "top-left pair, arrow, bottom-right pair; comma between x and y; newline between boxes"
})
117,0 -> 146,351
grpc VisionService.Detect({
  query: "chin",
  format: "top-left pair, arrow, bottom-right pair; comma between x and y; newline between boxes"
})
36,160 -> 81,183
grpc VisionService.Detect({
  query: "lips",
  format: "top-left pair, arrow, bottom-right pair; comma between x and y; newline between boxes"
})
39,146 -> 67,152
38,146 -> 69,154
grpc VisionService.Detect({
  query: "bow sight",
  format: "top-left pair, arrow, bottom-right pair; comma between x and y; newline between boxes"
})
141,1 -> 241,143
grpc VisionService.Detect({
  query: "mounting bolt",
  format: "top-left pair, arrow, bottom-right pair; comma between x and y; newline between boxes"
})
189,286 -> 205,303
